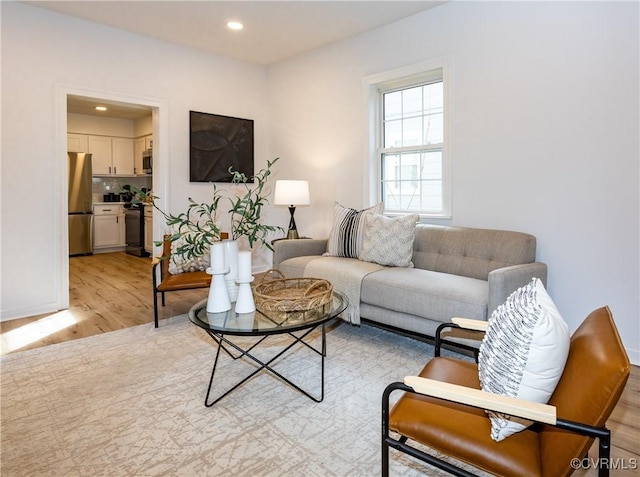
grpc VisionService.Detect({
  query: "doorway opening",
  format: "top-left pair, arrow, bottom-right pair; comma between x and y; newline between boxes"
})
56,85 -> 168,315
67,95 -> 154,256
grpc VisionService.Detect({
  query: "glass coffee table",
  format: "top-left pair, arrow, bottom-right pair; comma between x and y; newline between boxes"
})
188,291 -> 347,407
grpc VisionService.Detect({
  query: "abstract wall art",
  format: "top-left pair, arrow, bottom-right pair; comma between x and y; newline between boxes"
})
189,110 -> 254,182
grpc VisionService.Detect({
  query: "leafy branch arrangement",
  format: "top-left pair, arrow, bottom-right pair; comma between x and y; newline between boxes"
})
228,158 -> 281,247
129,158 -> 283,261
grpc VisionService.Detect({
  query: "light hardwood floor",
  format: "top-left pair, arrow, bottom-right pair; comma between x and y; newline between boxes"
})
0,252 -> 207,355
1,252 -> 638,469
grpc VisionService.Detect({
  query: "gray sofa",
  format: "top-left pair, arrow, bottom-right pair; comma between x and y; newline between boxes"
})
272,224 -> 547,339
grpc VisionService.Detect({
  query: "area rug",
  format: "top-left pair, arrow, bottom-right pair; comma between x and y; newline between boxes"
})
1,316 -> 477,476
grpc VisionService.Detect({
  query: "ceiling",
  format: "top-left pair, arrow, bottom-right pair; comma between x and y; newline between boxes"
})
32,0 -> 444,119
67,95 -> 154,119
27,1 -> 443,65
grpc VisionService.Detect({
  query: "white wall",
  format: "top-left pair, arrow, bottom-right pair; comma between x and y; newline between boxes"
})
1,2 -> 271,319
267,1 -> 640,362
2,1 -> 638,363
134,116 -> 153,138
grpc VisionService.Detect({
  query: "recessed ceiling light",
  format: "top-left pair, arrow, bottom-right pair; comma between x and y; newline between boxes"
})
227,21 -> 243,31
95,106 -> 108,111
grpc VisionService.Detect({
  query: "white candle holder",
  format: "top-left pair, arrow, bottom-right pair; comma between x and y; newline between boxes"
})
234,276 -> 255,314
223,240 -> 239,302
206,266 -> 231,313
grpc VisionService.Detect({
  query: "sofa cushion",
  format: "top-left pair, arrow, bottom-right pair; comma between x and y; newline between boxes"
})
478,277 -> 570,442
361,268 -> 488,323
325,202 -> 383,259
412,225 -> 537,280
360,214 -> 419,267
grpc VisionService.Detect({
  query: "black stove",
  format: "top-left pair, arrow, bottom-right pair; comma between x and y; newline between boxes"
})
125,205 -> 148,257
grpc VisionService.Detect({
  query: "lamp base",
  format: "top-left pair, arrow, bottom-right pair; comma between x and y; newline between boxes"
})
286,206 -> 300,239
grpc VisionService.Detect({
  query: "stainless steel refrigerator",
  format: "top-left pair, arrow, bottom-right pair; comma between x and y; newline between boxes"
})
68,152 -> 93,255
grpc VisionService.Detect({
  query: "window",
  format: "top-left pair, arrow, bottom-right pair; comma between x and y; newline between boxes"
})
368,61 -> 450,218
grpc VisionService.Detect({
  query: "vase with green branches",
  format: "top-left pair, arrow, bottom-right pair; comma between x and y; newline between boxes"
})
129,157 -> 283,261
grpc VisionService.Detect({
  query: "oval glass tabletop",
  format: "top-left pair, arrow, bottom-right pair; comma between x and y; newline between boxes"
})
188,290 -> 347,336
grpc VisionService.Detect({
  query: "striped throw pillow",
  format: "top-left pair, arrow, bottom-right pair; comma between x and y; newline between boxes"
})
325,202 -> 383,258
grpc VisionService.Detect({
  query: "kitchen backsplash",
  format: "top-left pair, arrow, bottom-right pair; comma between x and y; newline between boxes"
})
93,176 -> 152,203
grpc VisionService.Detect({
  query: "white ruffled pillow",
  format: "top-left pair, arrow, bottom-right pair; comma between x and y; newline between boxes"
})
478,278 -> 570,441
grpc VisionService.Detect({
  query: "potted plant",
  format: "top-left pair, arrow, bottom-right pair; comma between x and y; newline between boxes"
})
130,157 -> 283,261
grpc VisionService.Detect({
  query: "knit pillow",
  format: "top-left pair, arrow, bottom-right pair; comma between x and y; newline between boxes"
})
478,278 -> 570,442
167,233 -> 210,274
359,214 -> 419,267
325,202 -> 383,259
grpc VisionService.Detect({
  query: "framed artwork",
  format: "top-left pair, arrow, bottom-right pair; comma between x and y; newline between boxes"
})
189,110 -> 254,182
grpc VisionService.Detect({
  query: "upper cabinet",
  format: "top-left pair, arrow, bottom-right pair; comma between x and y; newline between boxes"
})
111,137 -> 135,175
67,134 -> 88,153
67,112 -> 150,176
67,133 -> 141,177
87,136 -> 112,174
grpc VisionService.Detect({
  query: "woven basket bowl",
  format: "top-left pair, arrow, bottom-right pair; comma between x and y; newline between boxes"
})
254,270 -> 333,312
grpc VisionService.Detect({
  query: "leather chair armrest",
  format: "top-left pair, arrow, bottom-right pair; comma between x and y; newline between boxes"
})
451,317 -> 489,332
434,320 -> 485,358
403,376 -> 557,425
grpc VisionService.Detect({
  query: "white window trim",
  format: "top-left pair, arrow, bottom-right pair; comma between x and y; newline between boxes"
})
363,57 -> 452,220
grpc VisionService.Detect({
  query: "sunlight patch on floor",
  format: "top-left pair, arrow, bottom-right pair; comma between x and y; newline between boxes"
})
1,310 -> 79,355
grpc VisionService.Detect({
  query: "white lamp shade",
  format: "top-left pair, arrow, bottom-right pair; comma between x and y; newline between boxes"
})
274,180 -> 310,206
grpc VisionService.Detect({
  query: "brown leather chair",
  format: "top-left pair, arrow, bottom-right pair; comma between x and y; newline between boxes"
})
382,306 -> 631,477
152,235 -> 211,328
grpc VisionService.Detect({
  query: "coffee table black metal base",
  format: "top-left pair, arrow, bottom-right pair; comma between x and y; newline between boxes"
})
202,324 -> 327,407
188,292 -> 347,408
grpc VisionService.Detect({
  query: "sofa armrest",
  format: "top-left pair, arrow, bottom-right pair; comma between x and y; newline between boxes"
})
488,262 -> 548,315
272,239 -> 328,268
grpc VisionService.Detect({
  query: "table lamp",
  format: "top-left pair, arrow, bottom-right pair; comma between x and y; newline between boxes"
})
274,180 -> 310,239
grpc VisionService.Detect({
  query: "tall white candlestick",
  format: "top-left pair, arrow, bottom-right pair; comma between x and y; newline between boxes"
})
237,251 -> 252,281
211,242 -> 225,271
223,240 -> 238,280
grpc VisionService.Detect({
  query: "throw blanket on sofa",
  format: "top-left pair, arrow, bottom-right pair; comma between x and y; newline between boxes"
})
304,257 -> 385,325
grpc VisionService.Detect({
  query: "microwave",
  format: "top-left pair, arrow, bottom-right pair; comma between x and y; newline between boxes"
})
142,150 -> 152,174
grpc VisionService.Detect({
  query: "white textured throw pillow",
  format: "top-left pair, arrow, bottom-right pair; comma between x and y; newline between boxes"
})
359,214 -> 419,267
168,234 -> 210,274
325,202 -> 383,259
478,277 -> 570,442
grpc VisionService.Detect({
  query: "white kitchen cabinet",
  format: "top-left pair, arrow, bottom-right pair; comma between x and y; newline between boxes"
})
93,204 -> 126,252
67,134 -> 88,153
144,206 -> 153,254
112,138 -> 134,175
88,136 -> 134,176
88,136 -> 113,175
94,215 -> 120,249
